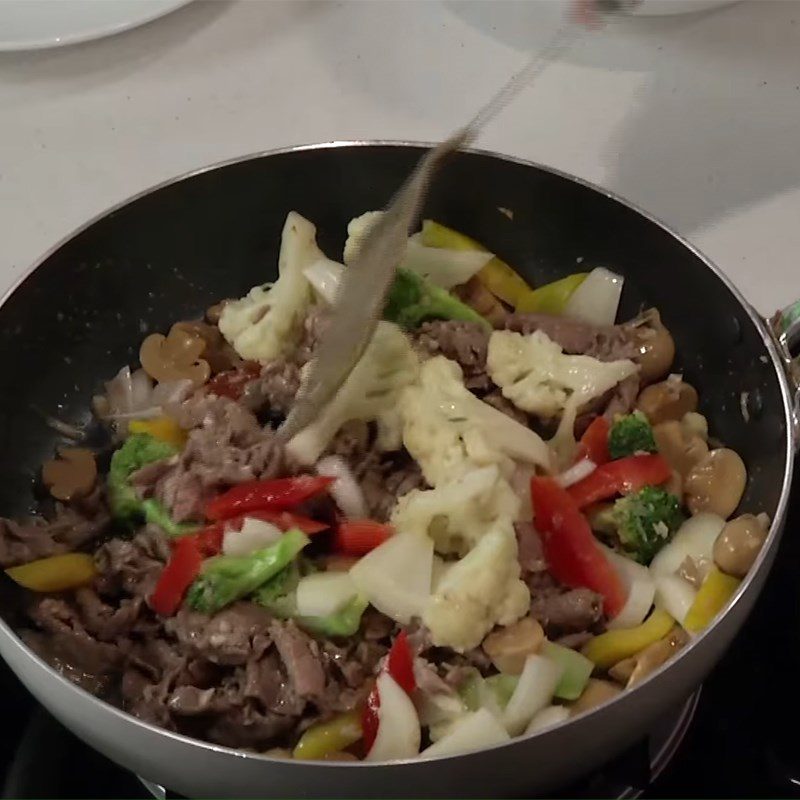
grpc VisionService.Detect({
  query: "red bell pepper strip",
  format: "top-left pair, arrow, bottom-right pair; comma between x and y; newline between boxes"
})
334,520 -> 394,556
361,631 -> 417,752
205,475 -> 334,521
206,362 -> 261,400
531,477 -> 626,618
575,416 -> 610,466
182,510 -> 328,557
567,454 -> 672,509
150,537 -> 204,616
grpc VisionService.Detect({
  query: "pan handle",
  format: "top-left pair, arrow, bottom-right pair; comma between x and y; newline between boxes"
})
768,299 -> 800,446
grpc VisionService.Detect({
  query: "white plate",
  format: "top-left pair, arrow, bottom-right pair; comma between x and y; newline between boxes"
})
0,0 -> 193,51
625,0 -> 738,15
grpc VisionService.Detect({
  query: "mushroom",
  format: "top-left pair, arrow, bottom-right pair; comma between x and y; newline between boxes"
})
482,616 -> 545,675
652,420 -> 709,477
42,447 -> 97,501
569,679 -> 621,716
608,628 -> 689,689
172,320 -> 241,374
453,277 -> 508,328
684,448 -> 747,519
636,376 -> 699,425
712,513 -> 768,578
632,309 -> 675,384
140,324 -> 211,388
681,411 -> 708,442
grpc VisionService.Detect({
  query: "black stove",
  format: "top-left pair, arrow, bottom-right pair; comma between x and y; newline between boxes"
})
2,476 -> 799,799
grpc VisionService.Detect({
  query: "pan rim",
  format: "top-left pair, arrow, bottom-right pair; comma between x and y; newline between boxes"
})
0,139 -> 794,771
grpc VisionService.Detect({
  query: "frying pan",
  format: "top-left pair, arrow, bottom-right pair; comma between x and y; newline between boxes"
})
0,142 -> 797,799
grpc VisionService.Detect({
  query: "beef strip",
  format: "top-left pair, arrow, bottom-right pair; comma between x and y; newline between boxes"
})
514,521 -> 547,575
0,491 -> 110,569
529,587 -> 603,637
269,620 -> 326,699
240,359 -> 301,417
414,320 -> 490,390
145,395 -> 292,522
94,525 -> 169,599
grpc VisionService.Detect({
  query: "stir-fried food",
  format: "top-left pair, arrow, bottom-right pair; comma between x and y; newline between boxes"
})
0,212 -> 764,762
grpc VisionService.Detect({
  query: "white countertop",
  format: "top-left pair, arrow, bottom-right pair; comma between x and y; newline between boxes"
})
1,0 -> 799,315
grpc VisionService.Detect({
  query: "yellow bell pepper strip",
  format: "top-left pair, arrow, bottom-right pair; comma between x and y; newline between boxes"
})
420,220 -> 534,307
515,273 -> 588,315
292,710 -> 362,760
6,553 -> 96,592
129,416 -> 187,449
683,567 -> 740,633
581,608 -> 674,669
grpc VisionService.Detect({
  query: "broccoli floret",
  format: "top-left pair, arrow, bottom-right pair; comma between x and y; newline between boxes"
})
612,486 -> 684,564
608,411 -> 657,460
383,268 -> 490,330
187,528 -> 310,614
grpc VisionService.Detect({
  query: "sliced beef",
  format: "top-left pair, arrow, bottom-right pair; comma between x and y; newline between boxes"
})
74,588 -> 144,641
293,306 -> 330,366
240,359 -> 301,417
166,603 -> 273,666
515,521 -> 547,576
94,525 -> 169,599
270,620 -> 325,699
529,587 -> 603,637
414,320 -> 490,390
244,651 -> 305,716
149,395 -> 292,522
505,313 -> 641,362
0,495 -> 109,569
168,686 -> 216,716
602,374 -> 640,420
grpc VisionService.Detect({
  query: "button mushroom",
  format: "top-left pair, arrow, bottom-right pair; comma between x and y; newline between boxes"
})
633,309 -> 676,384
653,420 -> 709,477
608,628 -> 689,689
140,324 -> 211,388
712,513 -> 768,578
569,679 -> 621,716
636,376 -> 699,425
172,320 -> 241,374
41,447 -> 97,501
482,616 -> 545,675
684,448 -> 746,519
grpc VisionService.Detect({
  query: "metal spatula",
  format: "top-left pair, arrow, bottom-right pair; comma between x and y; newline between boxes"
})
279,23 -> 589,442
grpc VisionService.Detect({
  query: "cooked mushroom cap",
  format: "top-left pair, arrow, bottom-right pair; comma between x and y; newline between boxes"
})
713,513 -> 768,578
483,616 -> 545,675
569,679 -> 622,716
140,324 -> 211,387
653,420 -> 709,477
634,310 -> 675,384
685,448 -> 747,519
42,447 -> 97,501
636,378 -> 699,425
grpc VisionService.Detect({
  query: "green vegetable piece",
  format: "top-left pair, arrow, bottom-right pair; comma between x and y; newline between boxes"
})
541,641 -> 594,701
298,594 -> 369,638
613,485 -> 684,565
383,268 -> 490,330
484,673 -> 519,709
187,528 -> 310,614
608,411 -> 657,460
253,561 -> 301,618
108,433 -> 183,535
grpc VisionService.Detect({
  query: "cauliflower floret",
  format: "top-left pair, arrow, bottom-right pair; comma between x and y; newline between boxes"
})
423,519 -> 530,651
343,210 -> 385,265
399,356 -> 552,487
391,465 -> 520,557
487,329 -> 639,418
286,321 -> 419,465
219,212 -> 320,362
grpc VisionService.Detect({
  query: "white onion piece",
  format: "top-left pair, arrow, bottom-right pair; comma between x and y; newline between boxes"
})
563,267 -> 624,326
222,518 -> 283,557
295,571 -> 358,618
420,709 -> 510,759
403,236 -> 492,289
316,455 -> 367,519
654,574 -> 696,626
152,379 -> 194,407
503,654 -> 563,736
555,459 -> 596,488
366,673 -> 421,761
649,513 -> 725,579
600,544 -> 656,630
525,705 -> 571,735
303,258 -> 344,304
349,531 -> 433,624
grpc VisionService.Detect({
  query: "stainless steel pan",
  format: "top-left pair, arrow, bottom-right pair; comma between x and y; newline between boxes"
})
0,142 -> 797,798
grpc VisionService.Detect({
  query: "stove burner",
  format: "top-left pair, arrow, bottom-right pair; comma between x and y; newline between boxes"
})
137,690 -> 701,800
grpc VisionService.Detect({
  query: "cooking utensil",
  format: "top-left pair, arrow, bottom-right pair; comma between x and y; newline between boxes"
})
280,26 -> 580,441
0,143 -> 796,798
